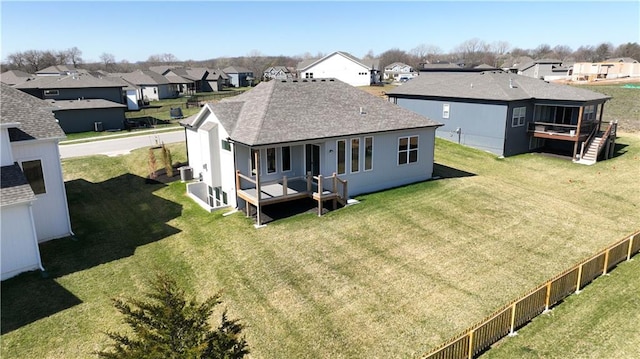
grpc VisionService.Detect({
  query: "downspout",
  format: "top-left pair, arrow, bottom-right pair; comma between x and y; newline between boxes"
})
28,203 -> 46,273
184,126 -> 189,165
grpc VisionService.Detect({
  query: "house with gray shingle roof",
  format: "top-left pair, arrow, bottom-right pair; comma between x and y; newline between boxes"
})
0,70 -> 35,86
111,70 -> 179,101
14,74 -> 125,104
297,51 -> 380,86
35,65 -> 88,76
263,66 -> 294,81
14,74 -> 128,133
222,66 -> 254,88
180,78 -> 442,225
1,84 -> 73,279
387,71 -> 615,163
516,59 -> 568,80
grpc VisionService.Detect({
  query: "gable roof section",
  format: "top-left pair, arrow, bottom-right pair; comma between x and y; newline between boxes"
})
116,70 -> 170,85
386,71 -> 610,103
298,51 -> 374,72
14,74 -> 124,89
184,79 -> 441,146
1,164 -> 36,206
0,70 -> 35,85
223,66 -> 252,74
36,65 -> 79,75
1,83 -> 65,141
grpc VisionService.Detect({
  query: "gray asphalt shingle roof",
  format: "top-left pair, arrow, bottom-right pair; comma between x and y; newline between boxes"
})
1,83 -> 65,141
183,79 -> 441,146
47,99 -> 127,110
0,70 -> 35,86
14,74 -> 124,89
386,71 -> 610,103
223,66 -> 252,74
1,164 -> 36,206
115,70 -> 170,85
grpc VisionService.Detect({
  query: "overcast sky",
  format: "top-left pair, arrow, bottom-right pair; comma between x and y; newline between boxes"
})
2,1 -> 639,63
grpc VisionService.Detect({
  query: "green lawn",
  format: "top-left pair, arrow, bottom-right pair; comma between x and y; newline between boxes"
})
481,258 -> 640,359
571,83 -> 640,132
1,135 -> 639,358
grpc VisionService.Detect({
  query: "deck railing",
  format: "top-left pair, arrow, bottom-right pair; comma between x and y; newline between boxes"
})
422,230 -> 640,359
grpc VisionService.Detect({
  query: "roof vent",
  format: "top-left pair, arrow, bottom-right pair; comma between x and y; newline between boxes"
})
470,83 -> 473,89
509,78 -> 515,89
359,107 -> 366,115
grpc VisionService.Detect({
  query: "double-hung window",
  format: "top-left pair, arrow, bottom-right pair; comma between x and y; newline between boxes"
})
266,148 -> 276,174
364,136 -> 373,171
337,140 -> 346,175
351,138 -> 360,173
281,146 -> 291,172
512,107 -> 526,127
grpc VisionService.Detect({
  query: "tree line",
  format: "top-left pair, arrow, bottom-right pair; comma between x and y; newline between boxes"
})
3,39 -> 639,76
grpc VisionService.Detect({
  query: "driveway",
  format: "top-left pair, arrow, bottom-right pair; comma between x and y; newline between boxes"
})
60,130 -> 186,159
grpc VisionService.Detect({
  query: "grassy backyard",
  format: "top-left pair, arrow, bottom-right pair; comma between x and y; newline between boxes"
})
1,134 -> 639,358
481,257 -> 640,359
571,83 -> 640,132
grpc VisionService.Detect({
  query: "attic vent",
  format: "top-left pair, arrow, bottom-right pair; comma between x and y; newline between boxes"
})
359,107 -> 366,115
321,79 -> 326,82
311,79 -> 316,82
292,79 -> 298,82
302,79 -> 308,82
329,79 -> 335,81
281,80 -> 287,83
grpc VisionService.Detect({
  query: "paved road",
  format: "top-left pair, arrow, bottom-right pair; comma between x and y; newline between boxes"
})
60,130 -> 186,159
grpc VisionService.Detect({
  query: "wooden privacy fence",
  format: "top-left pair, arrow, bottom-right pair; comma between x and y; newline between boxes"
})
423,230 -> 640,359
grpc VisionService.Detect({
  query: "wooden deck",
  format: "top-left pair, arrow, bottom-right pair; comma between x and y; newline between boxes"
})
236,171 -> 347,225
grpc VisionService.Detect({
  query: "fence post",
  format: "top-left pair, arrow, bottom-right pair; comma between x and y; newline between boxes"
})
628,234 -> 635,261
544,282 -> 552,312
509,303 -> 517,336
575,263 -> 584,294
603,248 -> 610,275
467,330 -> 474,359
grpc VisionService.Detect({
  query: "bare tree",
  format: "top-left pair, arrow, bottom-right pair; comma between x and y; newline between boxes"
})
100,52 -> 116,71
67,47 -> 83,66
552,45 -> 573,61
574,45 -> 596,62
411,44 -> 442,65
532,44 -> 553,59
614,42 -> 640,60
593,42 -> 613,62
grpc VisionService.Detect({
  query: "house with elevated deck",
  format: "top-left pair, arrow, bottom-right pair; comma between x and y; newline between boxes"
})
181,78 -> 442,225
387,71 -> 615,164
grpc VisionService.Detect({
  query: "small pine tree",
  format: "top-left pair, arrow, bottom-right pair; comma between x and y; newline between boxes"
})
162,144 -> 174,177
96,273 -> 249,359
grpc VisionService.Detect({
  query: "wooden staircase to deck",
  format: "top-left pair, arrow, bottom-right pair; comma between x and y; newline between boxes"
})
575,121 -> 617,165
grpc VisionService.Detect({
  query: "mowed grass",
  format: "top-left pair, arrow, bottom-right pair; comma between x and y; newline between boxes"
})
481,257 -> 640,359
571,83 -> 640,132
1,136 -> 639,358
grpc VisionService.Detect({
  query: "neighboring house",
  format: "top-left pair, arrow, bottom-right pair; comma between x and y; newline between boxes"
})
13,74 -> 129,132
223,66 -> 254,87
0,70 -> 35,86
263,66 -> 294,81
180,78 -> 442,225
297,51 -> 379,86
418,61 -> 462,71
205,69 -> 228,90
570,59 -> 640,81
387,71 -> 614,164
47,99 -> 127,133
101,76 -> 142,110
383,62 -> 417,81
1,84 -> 73,280
165,67 -> 224,92
35,65 -> 87,76
13,74 -> 126,104
516,59 -> 568,80
114,70 -> 179,101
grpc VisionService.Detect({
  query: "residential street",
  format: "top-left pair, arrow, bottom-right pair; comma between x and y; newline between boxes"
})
59,130 -> 186,159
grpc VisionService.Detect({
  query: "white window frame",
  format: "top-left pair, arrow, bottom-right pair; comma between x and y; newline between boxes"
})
266,148 -> 277,174
512,107 -> 526,127
281,146 -> 291,172
350,138 -> 360,174
442,103 -> 450,119
397,135 -> 419,165
364,136 -> 373,171
336,140 -> 346,175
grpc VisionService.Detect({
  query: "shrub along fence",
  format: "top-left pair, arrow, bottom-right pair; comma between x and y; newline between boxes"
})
423,230 -> 640,359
